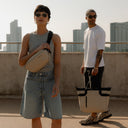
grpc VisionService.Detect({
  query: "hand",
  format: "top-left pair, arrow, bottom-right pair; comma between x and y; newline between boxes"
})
51,84 -> 60,98
91,68 -> 98,76
80,66 -> 84,74
36,43 -> 50,52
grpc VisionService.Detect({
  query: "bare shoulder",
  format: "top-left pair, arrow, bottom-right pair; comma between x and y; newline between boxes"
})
52,34 -> 61,45
23,33 -> 30,42
21,33 -> 30,48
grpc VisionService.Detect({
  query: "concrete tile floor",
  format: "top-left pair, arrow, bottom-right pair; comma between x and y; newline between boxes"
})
0,97 -> 128,128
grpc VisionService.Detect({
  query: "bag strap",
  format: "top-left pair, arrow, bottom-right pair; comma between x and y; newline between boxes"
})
47,31 -> 53,44
86,70 -> 92,89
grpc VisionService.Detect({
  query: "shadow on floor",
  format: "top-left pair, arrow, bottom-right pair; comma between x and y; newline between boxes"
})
81,120 -> 127,128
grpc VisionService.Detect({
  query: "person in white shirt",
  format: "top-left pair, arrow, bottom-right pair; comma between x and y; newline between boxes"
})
80,9 -> 112,125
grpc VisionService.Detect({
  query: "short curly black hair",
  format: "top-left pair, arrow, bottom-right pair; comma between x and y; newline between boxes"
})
34,5 -> 51,19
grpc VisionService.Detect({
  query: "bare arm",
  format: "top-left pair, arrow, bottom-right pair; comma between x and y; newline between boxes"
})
94,50 -> 103,68
53,34 -> 61,86
92,49 -> 103,76
52,34 -> 61,97
80,58 -> 84,74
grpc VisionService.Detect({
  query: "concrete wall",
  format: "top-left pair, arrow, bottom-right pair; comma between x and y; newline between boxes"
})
0,52 -> 128,97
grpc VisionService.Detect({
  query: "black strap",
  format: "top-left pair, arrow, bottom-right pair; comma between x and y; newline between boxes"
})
43,31 -> 53,53
47,31 -> 53,44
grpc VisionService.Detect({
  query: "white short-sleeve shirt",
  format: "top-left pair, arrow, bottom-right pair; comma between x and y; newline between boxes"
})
83,25 -> 105,67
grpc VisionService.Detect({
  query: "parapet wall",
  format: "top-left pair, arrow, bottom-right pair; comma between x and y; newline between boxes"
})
0,52 -> 128,97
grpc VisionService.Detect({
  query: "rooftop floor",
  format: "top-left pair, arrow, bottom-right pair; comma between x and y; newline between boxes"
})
0,97 -> 128,128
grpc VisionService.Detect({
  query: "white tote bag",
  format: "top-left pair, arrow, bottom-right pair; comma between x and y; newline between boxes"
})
76,87 -> 111,113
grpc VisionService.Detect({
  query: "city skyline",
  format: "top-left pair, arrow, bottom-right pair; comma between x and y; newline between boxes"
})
110,22 -> 128,52
1,19 -> 128,52
0,0 -> 128,43
72,22 -> 88,52
6,20 -> 22,52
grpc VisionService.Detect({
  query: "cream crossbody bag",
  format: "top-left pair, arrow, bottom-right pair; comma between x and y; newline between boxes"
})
25,31 -> 53,72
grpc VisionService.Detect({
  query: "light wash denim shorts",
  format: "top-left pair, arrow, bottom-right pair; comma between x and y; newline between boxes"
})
20,70 -> 62,119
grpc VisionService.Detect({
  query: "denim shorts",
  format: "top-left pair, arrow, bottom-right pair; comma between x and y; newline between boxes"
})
20,70 -> 62,119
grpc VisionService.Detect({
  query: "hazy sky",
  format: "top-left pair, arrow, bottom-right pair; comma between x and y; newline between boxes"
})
0,0 -> 128,42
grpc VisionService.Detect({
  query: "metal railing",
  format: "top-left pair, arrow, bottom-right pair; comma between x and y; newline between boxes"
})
1,42 -> 128,53
62,42 -> 128,52
0,42 -> 21,53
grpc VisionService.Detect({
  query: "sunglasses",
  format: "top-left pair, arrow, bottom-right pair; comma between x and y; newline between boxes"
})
88,15 -> 97,19
35,13 -> 47,17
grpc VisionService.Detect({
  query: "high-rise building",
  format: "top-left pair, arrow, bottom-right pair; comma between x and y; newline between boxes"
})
72,22 -> 88,52
6,20 -> 22,52
66,43 -> 73,52
110,22 -> 128,52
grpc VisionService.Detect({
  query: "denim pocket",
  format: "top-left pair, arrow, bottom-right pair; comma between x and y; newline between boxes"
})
27,72 -> 36,80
